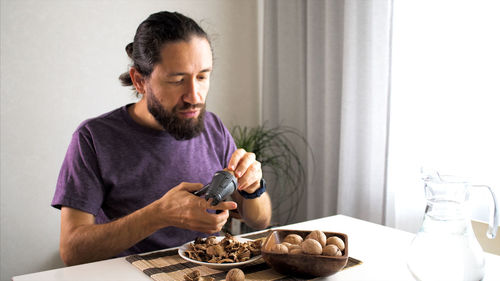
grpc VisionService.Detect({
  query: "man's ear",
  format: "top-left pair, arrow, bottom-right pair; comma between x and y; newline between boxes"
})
130,67 -> 146,94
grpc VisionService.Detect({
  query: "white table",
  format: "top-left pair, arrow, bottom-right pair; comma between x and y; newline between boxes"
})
12,215 -> 500,281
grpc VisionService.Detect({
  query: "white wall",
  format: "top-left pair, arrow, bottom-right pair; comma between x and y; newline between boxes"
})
0,0 -> 259,279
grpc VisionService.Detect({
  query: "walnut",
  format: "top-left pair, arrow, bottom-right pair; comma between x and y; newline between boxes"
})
326,236 -> 345,251
271,243 -> 289,254
322,244 -> 342,256
283,234 -> 303,245
301,239 -> 323,255
305,230 -> 327,247
225,268 -> 245,281
289,247 -> 303,255
287,244 -> 301,251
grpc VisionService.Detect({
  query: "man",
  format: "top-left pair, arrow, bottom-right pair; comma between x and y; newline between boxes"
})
51,11 -> 272,266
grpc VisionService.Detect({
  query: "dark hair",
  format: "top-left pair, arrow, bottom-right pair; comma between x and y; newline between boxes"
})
119,11 -> 210,93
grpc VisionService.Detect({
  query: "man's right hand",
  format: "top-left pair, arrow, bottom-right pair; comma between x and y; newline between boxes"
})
152,182 -> 238,234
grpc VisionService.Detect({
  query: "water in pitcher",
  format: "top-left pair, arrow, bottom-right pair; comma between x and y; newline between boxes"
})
407,170 -> 498,281
407,199 -> 485,281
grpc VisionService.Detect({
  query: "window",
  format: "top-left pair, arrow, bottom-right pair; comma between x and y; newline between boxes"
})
387,0 -> 500,232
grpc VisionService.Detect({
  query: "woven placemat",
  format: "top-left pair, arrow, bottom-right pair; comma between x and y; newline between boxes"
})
126,230 -> 362,281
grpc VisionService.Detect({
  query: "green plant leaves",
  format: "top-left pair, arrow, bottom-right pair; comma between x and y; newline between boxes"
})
231,123 -> 312,225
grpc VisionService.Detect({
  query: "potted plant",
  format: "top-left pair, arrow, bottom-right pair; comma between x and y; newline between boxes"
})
228,123 -> 313,233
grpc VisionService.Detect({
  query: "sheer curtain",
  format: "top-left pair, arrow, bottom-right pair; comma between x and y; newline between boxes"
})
387,0 -> 500,232
261,0 -> 393,225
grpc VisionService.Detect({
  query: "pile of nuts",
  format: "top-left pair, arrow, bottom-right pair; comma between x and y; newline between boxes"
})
184,234 -> 261,263
270,230 -> 345,256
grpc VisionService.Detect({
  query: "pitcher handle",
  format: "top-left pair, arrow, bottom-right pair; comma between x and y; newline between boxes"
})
473,185 -> 499,239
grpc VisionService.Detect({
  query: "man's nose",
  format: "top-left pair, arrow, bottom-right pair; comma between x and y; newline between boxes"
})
183,79 -> 203,104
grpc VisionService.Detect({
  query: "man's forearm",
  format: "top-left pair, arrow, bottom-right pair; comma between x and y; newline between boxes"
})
60,203 -> 163,266
236,192 -> 272,230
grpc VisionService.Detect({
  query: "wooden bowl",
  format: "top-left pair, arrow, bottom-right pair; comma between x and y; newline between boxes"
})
261,229 -> 348,278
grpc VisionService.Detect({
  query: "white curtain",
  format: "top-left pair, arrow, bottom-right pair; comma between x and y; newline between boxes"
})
261,0 -> 393,225
387,0 -> 500,233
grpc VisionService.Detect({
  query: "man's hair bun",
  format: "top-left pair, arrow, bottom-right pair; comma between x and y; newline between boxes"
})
125,42 -> 133,59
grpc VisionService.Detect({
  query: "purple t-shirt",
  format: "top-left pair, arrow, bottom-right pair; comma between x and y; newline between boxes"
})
52,104 -> 236,256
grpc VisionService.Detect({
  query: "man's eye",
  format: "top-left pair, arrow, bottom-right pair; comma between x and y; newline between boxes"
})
168,79 -> 183,84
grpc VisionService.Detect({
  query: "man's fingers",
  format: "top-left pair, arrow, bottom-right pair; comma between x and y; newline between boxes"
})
208,200 -> 238,211
238,180 -> 260,194
197,209 -> 230,234
234,153 -> 256,178
177,182 -> 204,193
228,148 -> 247,171
237,161 -> 261,190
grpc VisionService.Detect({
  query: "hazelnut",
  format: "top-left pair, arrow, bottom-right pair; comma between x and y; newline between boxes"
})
225,268 -> 245,281
306,230 -> 327,247
271,243 -> 289,254
283,234 -> 303,245
326,236 -> 345,251
322,244 -> 341,256
301,239 -> 322,255
289,248 -> 303,255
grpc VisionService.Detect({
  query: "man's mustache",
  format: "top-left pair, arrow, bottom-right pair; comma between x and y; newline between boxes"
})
178,102 -> 205,110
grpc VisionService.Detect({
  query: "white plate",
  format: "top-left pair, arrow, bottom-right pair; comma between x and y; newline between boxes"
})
178,236 -> 261,270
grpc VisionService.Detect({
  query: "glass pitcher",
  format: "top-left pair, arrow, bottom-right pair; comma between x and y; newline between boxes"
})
407,170 -> 499,281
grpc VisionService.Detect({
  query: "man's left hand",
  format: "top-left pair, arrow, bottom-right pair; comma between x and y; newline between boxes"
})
227,148 -> 262,194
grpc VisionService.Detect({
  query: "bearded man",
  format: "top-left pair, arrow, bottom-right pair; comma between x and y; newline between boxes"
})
51,11 -> 271,266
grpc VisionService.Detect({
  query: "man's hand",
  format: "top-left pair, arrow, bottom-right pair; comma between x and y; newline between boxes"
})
227,148 -> 263,194
153,182 -> 238,234
227,148 -> 271,230
59,182 -> 238,266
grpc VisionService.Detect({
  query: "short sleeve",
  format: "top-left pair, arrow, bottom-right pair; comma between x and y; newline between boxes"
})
51,126 -> 106,216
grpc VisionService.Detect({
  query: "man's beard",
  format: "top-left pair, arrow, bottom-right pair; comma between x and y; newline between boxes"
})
146,91 -> 206,140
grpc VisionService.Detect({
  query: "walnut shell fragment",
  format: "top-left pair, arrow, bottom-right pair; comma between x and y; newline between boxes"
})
183,270 -> 215,281
183,233 -> 261,264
